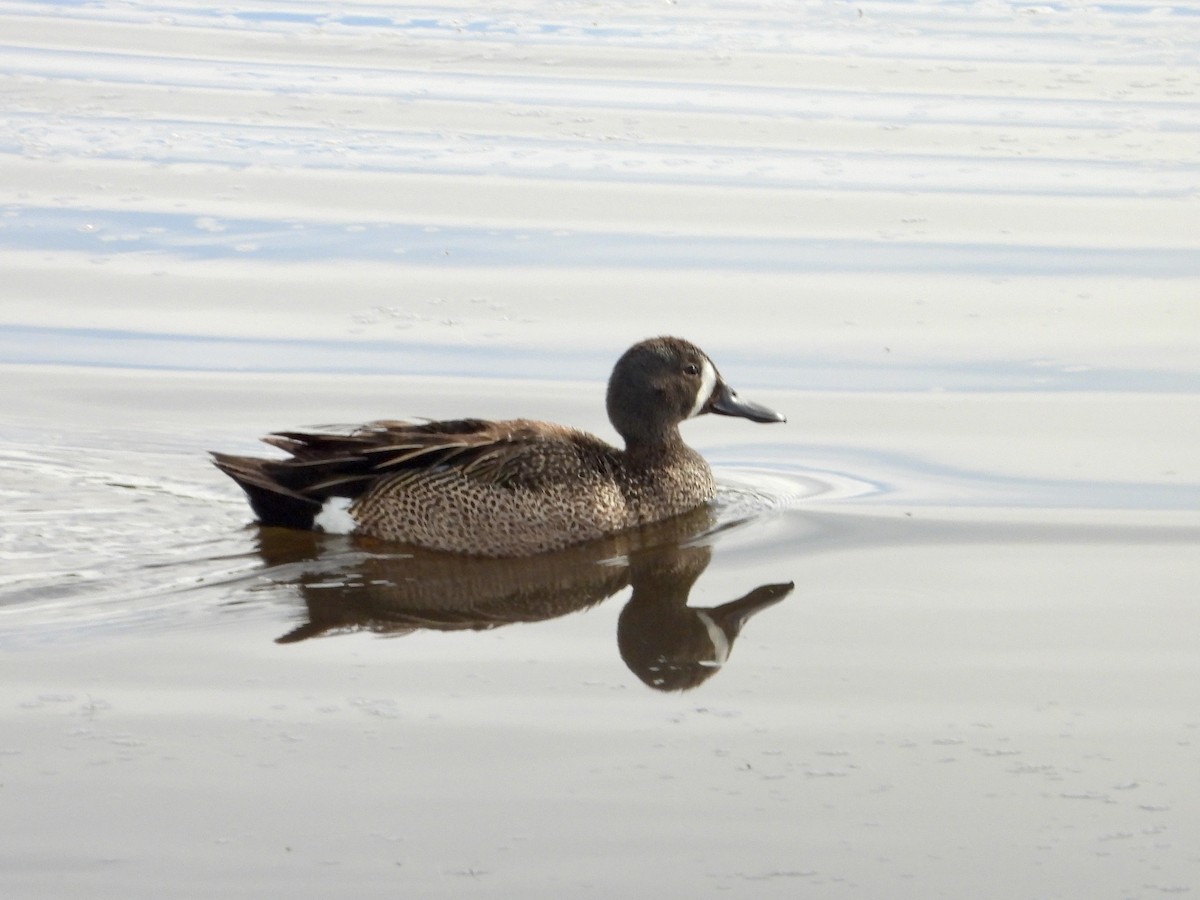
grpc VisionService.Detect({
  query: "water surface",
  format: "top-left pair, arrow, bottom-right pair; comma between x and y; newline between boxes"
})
2,0 -> 1199,896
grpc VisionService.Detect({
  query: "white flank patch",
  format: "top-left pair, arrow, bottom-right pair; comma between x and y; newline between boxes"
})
688,358 -> 717,418
314,496 -> 356,534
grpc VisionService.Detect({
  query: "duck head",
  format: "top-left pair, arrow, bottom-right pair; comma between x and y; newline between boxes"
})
606,336 -> 785,444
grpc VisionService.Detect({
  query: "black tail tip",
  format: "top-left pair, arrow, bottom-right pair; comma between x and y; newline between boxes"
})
212,452 -> 320,531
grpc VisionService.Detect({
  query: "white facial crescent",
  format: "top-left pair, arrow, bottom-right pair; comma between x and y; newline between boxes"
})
688,358 -> 717,419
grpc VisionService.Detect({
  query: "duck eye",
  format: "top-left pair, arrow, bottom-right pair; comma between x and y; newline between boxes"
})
683,363 -> 700,376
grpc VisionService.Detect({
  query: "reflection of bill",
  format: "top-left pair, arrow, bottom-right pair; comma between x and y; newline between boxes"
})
254,504 -> 792,693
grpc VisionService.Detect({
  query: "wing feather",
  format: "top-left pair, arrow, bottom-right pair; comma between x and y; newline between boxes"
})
214,417 -> 620,525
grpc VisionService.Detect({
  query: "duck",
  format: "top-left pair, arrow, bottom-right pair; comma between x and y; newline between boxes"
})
212,336 -> 784,557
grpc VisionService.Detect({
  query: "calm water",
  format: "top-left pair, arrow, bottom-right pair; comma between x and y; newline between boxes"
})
2,1 -> 1199,897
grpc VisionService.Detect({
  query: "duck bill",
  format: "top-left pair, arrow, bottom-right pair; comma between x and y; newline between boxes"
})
708,382 -> 786,423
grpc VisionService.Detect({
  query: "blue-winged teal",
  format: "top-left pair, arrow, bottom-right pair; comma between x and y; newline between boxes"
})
212,336 -> 784,556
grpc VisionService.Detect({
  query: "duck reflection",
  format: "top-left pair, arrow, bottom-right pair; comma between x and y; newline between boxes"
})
253,505 -> 792,692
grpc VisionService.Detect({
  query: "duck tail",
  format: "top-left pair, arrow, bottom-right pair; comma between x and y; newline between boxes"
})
211,452 -> 322,530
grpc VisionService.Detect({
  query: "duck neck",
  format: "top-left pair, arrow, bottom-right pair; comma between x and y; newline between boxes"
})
622,426 -> 686,469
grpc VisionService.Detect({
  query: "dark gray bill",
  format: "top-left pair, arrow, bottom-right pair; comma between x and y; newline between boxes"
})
708,382 -> 786,423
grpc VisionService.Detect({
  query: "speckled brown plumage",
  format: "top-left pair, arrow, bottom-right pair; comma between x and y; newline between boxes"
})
212,336 -> 785,556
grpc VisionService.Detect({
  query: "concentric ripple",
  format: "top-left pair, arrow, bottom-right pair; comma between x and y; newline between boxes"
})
715,465 -> 879,523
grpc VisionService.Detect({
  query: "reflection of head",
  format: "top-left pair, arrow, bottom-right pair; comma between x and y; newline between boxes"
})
618,636 -> 725,692
617,544 -> 793,692
617,542 -> 718,691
